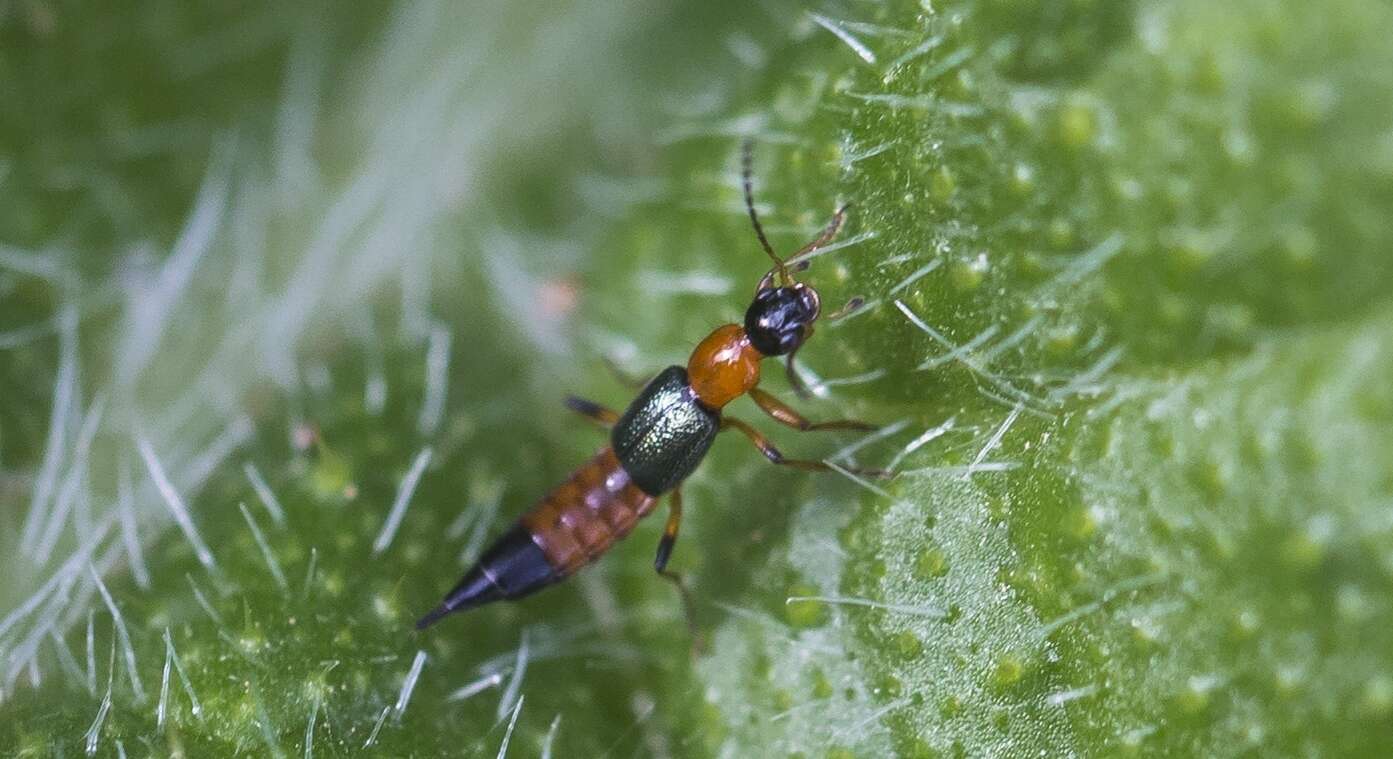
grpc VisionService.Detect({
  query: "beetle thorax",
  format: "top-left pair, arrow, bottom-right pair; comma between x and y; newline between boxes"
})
686,324 -> 762,409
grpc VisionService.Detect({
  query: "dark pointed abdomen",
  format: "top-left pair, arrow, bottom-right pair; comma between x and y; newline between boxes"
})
414,525 -> 553,629
417,447 -> 656,628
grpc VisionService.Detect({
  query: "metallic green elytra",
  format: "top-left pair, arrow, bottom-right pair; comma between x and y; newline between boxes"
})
611,366 -> 719,495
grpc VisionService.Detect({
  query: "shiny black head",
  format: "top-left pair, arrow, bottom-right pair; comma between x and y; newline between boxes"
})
744,284 -> 821,356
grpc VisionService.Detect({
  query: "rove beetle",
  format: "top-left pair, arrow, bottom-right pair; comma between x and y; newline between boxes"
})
416,141 -> 889,633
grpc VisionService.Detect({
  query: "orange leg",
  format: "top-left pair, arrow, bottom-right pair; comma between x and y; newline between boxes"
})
654,487 -> 683,574
655,487 -> 703,653
785,335 -> 814,399
564,396 -> 620,428
721,417 -> 892,479
749,387 -> 876,432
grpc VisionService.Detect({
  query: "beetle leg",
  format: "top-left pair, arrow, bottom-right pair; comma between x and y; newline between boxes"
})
655,487 -> 704,653
721,417 -> 893,479
655,488 -> 683,574
785,334 -> 814,399
749,387 -> 876,432
564,396 -> 620,428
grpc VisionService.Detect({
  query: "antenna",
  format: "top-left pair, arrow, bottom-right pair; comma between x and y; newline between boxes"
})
742,139 -> 791,285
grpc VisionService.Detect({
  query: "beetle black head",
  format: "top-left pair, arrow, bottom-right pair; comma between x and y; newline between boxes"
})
744,283 -> 821,356
739,139 -> 861,396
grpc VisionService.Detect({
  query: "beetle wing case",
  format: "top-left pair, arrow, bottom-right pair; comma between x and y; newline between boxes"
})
611,366 -> 719,495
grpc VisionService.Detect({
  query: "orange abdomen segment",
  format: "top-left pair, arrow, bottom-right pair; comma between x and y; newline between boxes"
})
519,447 -> 658,576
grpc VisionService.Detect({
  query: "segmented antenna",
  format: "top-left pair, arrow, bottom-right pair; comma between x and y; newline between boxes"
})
751,200 -> 852,291
742,139 -> 791,285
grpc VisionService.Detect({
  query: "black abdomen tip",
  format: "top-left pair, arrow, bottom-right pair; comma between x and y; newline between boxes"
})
414,525 -> 557,629
415,603 -> 453,630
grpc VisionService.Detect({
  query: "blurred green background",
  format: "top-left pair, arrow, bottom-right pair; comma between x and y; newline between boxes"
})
3,0 -> 1393,755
